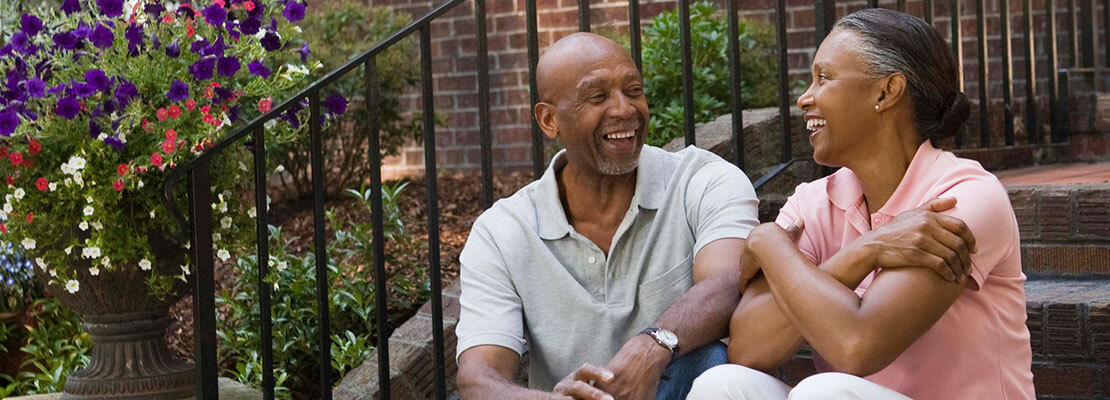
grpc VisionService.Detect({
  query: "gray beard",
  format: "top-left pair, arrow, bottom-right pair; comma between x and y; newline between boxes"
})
596,151 -> 641,175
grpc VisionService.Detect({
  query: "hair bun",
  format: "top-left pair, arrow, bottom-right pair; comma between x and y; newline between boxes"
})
929,91 -> 970,140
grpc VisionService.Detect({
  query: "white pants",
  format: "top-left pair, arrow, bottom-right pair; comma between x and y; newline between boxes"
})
686,365 -> 913,400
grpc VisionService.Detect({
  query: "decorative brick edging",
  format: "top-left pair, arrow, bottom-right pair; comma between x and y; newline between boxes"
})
1009,184 -> 1110,276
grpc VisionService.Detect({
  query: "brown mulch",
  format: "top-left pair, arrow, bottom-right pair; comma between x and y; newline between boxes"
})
165,170 -> 534,365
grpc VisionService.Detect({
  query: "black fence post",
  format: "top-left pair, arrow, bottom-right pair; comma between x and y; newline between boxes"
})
975,0 -> 991,147
308,92 -> 333,400
679,0 -> 697,146
727,0 -> 745,169
189,162 -> 219,400
250,127 -> 274,400
1023,0 -> 1039,143
475,0 -> 494,209
1001,0 -> 1015,146
525,0 -> 544,180
364,58 -> 392,400
579,0 -> 591,32
630,0 -> 643,70
420,26 -> 448,400
776,0 -> 792,162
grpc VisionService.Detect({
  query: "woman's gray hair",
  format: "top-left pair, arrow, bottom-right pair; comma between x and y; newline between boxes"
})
833,8 -> 970,140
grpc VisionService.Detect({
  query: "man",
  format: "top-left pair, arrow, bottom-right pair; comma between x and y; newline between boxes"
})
454,33 -> 759,400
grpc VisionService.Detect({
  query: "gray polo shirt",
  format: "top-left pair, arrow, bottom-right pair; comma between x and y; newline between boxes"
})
455,145 -> 759,390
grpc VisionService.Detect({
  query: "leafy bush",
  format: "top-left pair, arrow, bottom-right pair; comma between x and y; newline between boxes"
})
641,1 -> 781,146
0,296 -> 91,397
272,1 -> 424,199
218,182 -> 428,399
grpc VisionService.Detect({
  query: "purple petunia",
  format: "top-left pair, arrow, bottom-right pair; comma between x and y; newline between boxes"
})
239,17 -> 261,35
90,24 -> 114,49
56,97 -> 80,119
53,31 -> 79,50
74,82 -> 96,98
0,110 -> 19,137
160,39 -> 177,59
203,4 -> 228,26
74,23 -> 92,39
260,30 -> 281,52
202,35 -> 226,57
125,24 -> 144,53
189,57 -> 216,81
297,43 -> 310,63
61,0 -> 81,14
47,84 -> 65,95
104,135 -> 126,150
216,56 -> 240,77
85,69 -> 111,92
88,119 -> 102,138
114,81 -> 138,106
190,38 -> 209,54
11,32 -> 30,54
167,80 -> 189,102
26,78 -> 45,98
248,61 -> 271,78
283,1 -> 305,22
21,15 -> 43,36
325,95 -> 347,115
96,0 -> 124,17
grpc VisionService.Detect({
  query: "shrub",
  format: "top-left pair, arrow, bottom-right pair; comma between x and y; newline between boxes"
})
0,296 -> 91,397
218,182 -> 428,399
641,1 -> 781,146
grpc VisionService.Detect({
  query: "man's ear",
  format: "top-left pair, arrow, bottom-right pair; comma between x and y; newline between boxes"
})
875,73 -> 907,112
535,102 -> 559,140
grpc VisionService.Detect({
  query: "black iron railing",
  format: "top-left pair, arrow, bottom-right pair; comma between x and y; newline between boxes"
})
163,0 -> 1099,398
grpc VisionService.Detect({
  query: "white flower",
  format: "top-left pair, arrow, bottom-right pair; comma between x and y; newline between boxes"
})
49,269 -> 57,277
65,279 -> 79,293
149,209 -> 156,219
217,249 -> 231,261
139,259 -> 152,271
96,133 -> 107,140
248,207 -> 257,218
82,246 -> 101,259
68,156 -> 86,170
219,202 -> 228,213
184,241 -> 191,250
86,196 -> 94,203
21,238 -> 35,250
221,216 -> 232,229
293,26 -> 302,33
91,221 -> 102,230
178,274 -> 187,283
265,119 -> 277,130
274,165 -> 285,173
73,175 -> 84,186
100,257 -> 110,267
79,221 -> 89,231
13,188 -> 25,200
118,132 -> 127,143
137,180 -> 144,189
0,210 -> 7,219
60,163 -> 75,175
48,182 -> 56,191
181,264 -> 191,275
64,246 -> 72,255
83,205 -> 94,216
212,233 -> 222,242
277,260 -> 288,271
3,203 -> 12,213
35,257 -> 46,270
239,161 -> 248,172
274,282 -> 279,290
89,266 -> 100,276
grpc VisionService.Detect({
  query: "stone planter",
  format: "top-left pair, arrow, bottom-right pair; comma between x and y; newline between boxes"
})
35,231 -> 195,400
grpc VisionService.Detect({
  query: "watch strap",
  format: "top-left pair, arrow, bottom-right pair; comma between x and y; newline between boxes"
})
639,327 -> 678,363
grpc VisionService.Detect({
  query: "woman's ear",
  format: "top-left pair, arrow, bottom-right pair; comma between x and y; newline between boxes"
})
875,73 -> 907,112
534,102 -> 559,140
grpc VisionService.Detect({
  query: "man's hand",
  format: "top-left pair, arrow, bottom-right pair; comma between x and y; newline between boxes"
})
552,363 -> 616,400
593,334 -> 670,400
853,197 -> 978,283
738,219 -> 805,293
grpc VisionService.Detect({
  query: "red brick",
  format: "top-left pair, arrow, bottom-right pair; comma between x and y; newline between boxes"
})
496,127 -> 533,145
1037,188 -> 1072,239
456,55 -> 478,73
432,57 -> 454,74
1008,188 -> 1037,240
453,18 -> 476,37
455,129 -> 480,146
496,51 -> 531,70
539,9 -> 579,30
792,8 -> 815,28
438,75 -> 476,92
433,93 -> 454,110
488,0 -> 516,14
1075,188 -> 1110,239
448,111 -> 477,128
1032,363 -> 1096,398
455,92 -> 480,109
492,108 -> 523,125
404,149 -> 425,166
495,14 -> 526,33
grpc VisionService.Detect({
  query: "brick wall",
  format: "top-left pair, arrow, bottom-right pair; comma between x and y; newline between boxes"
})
368,0 -> 1108,179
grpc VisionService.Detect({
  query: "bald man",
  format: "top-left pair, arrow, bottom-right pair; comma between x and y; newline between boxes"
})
454,33 -> 760,400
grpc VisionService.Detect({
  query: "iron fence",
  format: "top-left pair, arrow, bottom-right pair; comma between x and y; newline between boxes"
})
162,0 -> 1099,398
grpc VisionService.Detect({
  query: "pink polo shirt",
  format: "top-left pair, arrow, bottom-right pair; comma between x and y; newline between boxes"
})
775,141 -> 1035,400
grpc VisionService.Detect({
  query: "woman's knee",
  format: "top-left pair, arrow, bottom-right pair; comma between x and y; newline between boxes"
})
687,364 -> 789,400
788,372 -> 876,400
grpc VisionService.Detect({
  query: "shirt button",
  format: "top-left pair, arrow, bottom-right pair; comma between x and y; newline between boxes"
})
588,256 -> 597,264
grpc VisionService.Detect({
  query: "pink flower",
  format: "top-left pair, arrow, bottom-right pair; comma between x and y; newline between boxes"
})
117,163 -> 129,175
165,128 -> 178,141
162,139 -> 176,153
9,152 -> 22,166
214,0 -> 225,7
2,224 -> 7,234
185,99 -> 197,110
151,153 -> 164,167
168,105 -> 182,119
244,1 -> 255,11
163,13 -> 174,24
35,177 -> 48,191
142,119 -> 152,132
203,114 -> 217,126
113,180 -> 124,191
26,211 -> 33,223
201,105 -> 211,114
156,108 -> 169,121
258,98 -> 272,113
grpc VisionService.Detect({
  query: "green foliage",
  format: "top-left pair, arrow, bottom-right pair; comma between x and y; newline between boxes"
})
641,1 -> 781,146
274,1 -> 424,198
0,297 -> 92,396
218,182 -> 428,399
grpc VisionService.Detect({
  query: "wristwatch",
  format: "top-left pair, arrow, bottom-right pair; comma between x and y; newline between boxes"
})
640,327 -> 679,363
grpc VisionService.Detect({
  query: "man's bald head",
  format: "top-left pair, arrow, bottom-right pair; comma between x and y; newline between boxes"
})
536,33 -> 636,103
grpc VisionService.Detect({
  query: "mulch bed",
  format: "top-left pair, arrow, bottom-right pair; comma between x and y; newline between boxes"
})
165,170 -> 534,366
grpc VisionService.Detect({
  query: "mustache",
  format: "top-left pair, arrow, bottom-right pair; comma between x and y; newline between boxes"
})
597,116 -> 644,133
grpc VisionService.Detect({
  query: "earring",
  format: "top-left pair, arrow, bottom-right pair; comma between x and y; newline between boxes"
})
874,104 -> 880,111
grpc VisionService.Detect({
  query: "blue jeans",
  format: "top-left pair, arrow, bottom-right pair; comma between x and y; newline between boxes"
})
655,341 -> 728,400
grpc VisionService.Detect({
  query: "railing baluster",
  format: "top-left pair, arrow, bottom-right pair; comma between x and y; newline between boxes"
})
815,0 -> 836,43
189,162 -> 219,400
308,92 -> 332,400
727,0 -> 745,169
1048,0 -> 1062,142
975,0 -> 990,147
251,126 -> 275,400
869,0 -> 879,9
420,26 -> 448,400
679,0 -> 697,146
1068,0 -> 1079,66
1001,0 -> 1015,146
1104,0 -> 1110,72
630,0 -> 643,70
364,58 -> 392,400
898,0 -> 907,12
1081,0 -> 1096,67
1023,0 -> 1039,143
776,0 -> 792,162
952,0 -> 966,148
475,0 -> 494,209
1056,69 -> 1071,142
579,0 -> 591,32
925,0 -> 934,24
526,0 -> 543,179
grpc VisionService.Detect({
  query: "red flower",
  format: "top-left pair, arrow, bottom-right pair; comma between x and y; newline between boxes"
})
165,129 -> 178,141
210,81 -> 221,88
186,23 -> 195,37
162,139 -> 176,153
214,0 -> 225,7
163,13 -> 174,24
257,98 -> 272,113
168,105 -> 182,119
26,211 -> 33,224
117,163 -> 129,175
201,105 -> 211,114
151,153 -> 164,167
0,147 -> 8,158
1,224 -> 7,234
156,107 -> 169,121
27,139 -> 41,155
5,176 -> 12,186
35,177 -> 48,191
185,99 -> 197,110
142,119 -> 152,132
9,152 -> 22,166
204,87 -> 215,99
244,1 -> 255,11
203,114 -> 218,126
113,180 -> 124,191
22,158 -> 32,169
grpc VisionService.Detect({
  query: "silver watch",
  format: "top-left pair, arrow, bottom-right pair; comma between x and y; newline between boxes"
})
640,327 -> 679,362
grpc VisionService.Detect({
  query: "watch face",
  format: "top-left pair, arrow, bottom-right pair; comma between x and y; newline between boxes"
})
657,330 -> 678,347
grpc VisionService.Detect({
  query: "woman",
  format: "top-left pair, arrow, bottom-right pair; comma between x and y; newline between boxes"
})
687,9 -> 1034,400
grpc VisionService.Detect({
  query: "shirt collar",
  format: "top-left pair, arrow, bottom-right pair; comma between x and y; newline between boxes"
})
534,147 -> 665,240
825,140 -> 943,213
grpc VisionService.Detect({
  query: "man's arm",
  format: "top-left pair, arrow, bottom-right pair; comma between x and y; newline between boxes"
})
458,346 -> 621,400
